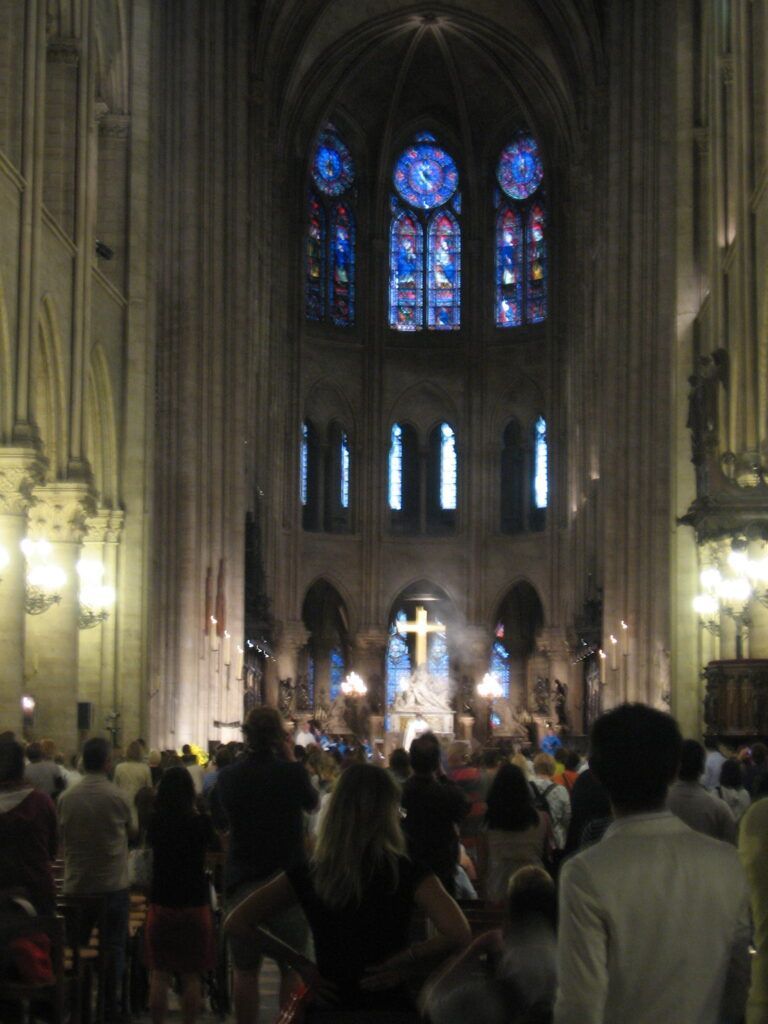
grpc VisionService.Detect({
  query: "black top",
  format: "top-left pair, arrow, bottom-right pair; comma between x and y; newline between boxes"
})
148,812 -> 217,908
211,750 -> 318,893
286,855 -> 430,1011
400,774 -> 468,892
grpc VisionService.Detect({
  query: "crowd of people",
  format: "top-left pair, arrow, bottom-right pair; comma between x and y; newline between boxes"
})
1,707 -> 768,1023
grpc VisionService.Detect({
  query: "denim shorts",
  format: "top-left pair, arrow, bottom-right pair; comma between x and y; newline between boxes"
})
225,878 -> 312,971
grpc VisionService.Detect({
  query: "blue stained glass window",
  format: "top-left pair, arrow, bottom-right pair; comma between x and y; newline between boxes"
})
386,610 -> 412,709
311,129 -> 355,197
534,416 -> 548,509
428,631 -> 449,680
497,135 -> 543,200
490,640 -> 511,699
389,212 -> 423,330
340,432 -> 350,509
393,143 -> 459,210
526,203 -> 548,324
440,423 -> 457,510
330,202 -> 355,326
428,211 -> 461,330
389,424 -> 403,510
329,647 -> 345,701
496,206 -> 523,327
306,653 -> 315,706
305,192 -> 325,320
300,421 -> 309,505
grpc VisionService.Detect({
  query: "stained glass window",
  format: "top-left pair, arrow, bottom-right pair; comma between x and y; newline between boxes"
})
306,126 -> 355,326
394,142 -> 459,210
300,421 -> 309,505
526,203 -> 547,323
386,610 -> 412,709
428,212 -> 461,329
389,212 -> 423,330
497,135 -> 543,200
496,207 -> 523,327
389,424 -> 403,510
306,653 -> 315,706
440,423 -> 457,510
534,416 -> 548,509
490,640 -> 511,699
494,134 -> 547,328
305,191 -> 325,321
329,646 -> 345,701
340,431 -> 350,509
330,202 -> 355,326
428,631 -> 449,680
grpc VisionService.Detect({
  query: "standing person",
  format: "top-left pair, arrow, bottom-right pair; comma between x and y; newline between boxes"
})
224,763 -> 471,1017
530,753 -> 571,852
555,703 -> 751,1024
478,763 -> 552,903
717,758 -> 752,822
24,740 -> 67,800
211,707 -> 318,1024
181,745 -> 205,795
114,739 -> 153,831
0,739 -> 58,913
145,767 -> 218,1024
401,733 -> 469,896
58,737 -> 134,1023
703,735 -> 727,790
739,793 -> 768,1023
667,739 -> 737,843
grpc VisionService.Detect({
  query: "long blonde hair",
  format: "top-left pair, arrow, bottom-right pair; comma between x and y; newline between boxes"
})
312,763 -> 406,909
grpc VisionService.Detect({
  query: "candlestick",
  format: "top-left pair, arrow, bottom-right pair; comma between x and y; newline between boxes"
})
599,649 -> 606,685
236,644 -> 244,681
609,634 -> 618,671
620,620 -> 629,658
210,616 -> 219,652
223,629 -> 231,666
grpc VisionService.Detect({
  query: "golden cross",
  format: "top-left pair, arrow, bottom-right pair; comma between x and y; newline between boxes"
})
397,606 -> 444,668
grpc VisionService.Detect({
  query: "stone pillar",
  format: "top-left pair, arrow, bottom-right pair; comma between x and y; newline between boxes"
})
461,625 -> 493,729
26,484 -> 93,752
273,620 -> 309,712
352,626 -> 389,714
0,450 -> 44,733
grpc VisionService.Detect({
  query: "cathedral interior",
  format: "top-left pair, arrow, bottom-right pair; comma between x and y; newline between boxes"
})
0,0 -> 766,753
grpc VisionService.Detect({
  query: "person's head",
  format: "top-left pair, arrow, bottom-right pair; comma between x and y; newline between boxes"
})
510,752 -> 530,775
313,763 -> 405,908
213,745 -> 233,770
82,737 -> 112,774
0,740 -> 25,785
563,749 -> 581,772
589,703 -> 682,813
481,748 -> 502,770
752,742 -> 768,767
409,732 -> 441,775
389,747 -> 410,778
505,865 -> 557,934
154,765 -> 196,819
293,744 -> 307,764
720,758 -> 743,789
533,753 -> 555,778
486,763 -> 539,832
678,739 -> 705,782
26,741 -> 42,763
242,706 -> 289,756
126,740 -> 143,762
446,741 -> 470,769
182,743 -> 192,756
148,749 -> 162,768
39,739 -> 56,760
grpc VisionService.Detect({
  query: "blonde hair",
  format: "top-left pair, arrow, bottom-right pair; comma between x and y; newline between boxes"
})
533,752 -> 556,777
510,752 -> 530,775
313,763 -> 406,909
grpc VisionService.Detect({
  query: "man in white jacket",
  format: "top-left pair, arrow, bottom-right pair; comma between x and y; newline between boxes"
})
555,703 -> 751,1024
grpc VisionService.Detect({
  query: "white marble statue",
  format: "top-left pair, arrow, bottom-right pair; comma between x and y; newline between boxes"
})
394,664 -> 453,713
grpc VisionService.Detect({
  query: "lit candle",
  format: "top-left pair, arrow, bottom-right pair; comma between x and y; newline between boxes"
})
599,649 -> 607,685
620,620 -> 629,657
210,616 -> 219,652
609,635 -> 618,671
235,644 -> 244,681
223,630 -> 231,666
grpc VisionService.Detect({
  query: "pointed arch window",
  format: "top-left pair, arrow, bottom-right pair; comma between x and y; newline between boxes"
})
300,419 -> 321,531
388,424 -> 404,510
329,646 -> 345,702
439,423 -> 457,511
340,432 -> 350,509
495,134 -> 547,327
428,630 -> 449,679
325,423 -> 352,533
530,415 -> 548,532
427,421 -> 457,533
490,638 -> 511,699
389,423 -> 420,533
386,610 -> 412,710
390,134 -> 461,331
305,126 -> 356,326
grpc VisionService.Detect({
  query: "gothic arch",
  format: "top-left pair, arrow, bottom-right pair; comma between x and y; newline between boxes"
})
304,378 -> 356,438
85,343 -> 119,506
488,577 -> 547,631
300,574 -> 357,637
385,576 -> 458,624
388,380 -> 459,440
33,296 -> 68,479
490,376 -> 545,441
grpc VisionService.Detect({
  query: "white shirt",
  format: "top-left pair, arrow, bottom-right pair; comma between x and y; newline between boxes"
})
555,812 -> 751,1024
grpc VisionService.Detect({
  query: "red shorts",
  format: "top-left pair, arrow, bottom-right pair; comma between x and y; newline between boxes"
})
145,903 -> 215,974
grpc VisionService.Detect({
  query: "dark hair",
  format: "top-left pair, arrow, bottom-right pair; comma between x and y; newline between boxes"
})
486,763 -> 539,831
82,737 -> 111,772
481,748 -> 502,769
589,704 -> 682,812
389,748 -> 410,776
0,740 -> 25,784
213,746 -> 233,770
505,865 -> 557,933
703,735 -> 719,751
26,742 -> 42,763
243,706 -> 287,754
752,742 -> 768,766
678,739 -> 705,782
563,749 -> 581,772
719,758 -> 743,789
154,766 -> 196,820
409,732 -> 440,774
755,772 -> 768,799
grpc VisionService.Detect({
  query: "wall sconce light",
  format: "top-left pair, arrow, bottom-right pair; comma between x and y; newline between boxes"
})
693,536 -> 764,657
22,538 -> 65,614
21,694 -> 35,731
77,559 -> 116,629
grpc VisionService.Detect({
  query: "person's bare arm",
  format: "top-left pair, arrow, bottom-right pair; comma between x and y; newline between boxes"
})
360,873 -> 471,991
420,928 -> 503,1013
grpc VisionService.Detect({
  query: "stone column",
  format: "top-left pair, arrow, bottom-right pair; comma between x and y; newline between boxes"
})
352,626 -> 389,714
26,483 -> 93,752
273,620 -> 309,712
461,625 -> 493,729
0,450 -> 45,733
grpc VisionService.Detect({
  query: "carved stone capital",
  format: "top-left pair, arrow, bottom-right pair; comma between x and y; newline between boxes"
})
47,38 -> 80,65
28,483 -> 97,544
99,113 -> 131,139
0,448 -> 47,516
83,508 -> 125,544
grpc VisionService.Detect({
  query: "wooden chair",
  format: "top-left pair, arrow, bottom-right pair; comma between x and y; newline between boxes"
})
0,914 -> 67,1024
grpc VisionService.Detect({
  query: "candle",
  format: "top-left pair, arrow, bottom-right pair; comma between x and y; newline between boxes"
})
599,649 -> 606,685
223,630 -> 231,666
210,616 -> 219,652
609,635 -> 618,671
620,620 -> 629,658
236,644 -> 244,681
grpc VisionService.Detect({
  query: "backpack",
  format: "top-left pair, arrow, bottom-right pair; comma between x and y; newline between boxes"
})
529,781 -> 555,816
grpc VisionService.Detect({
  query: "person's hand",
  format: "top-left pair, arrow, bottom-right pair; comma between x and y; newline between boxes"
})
359,952 -> 410,992
294,960 -> 339,1005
